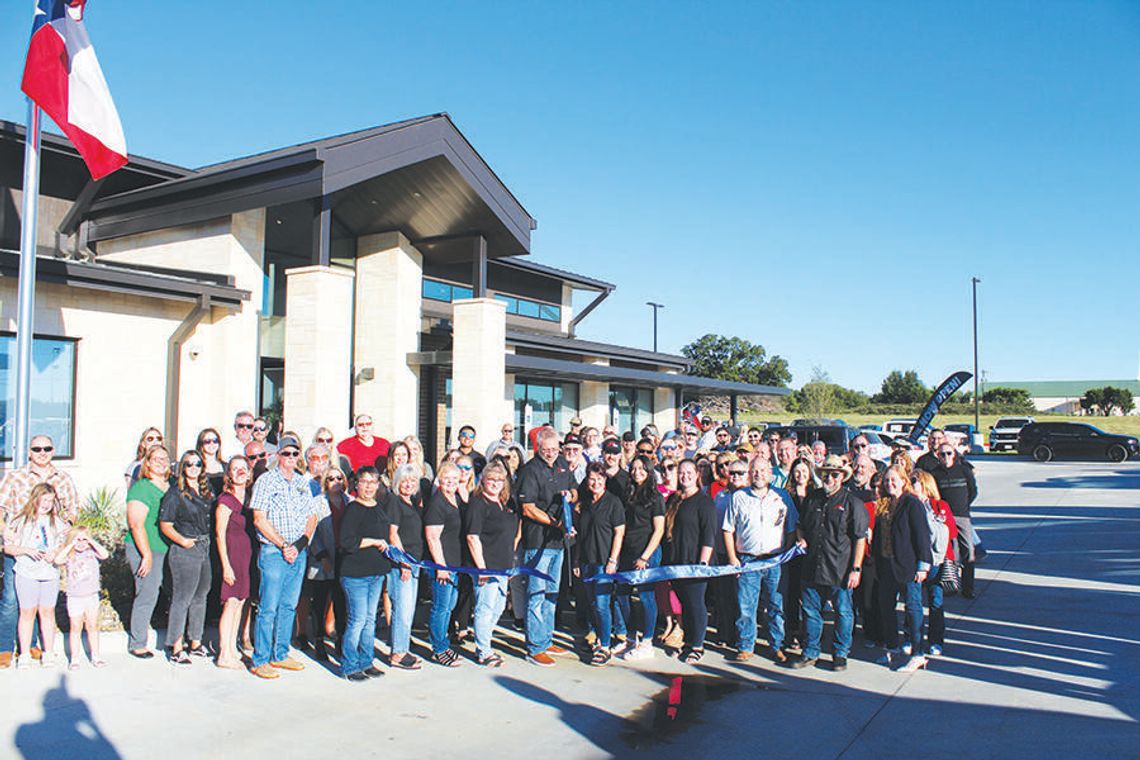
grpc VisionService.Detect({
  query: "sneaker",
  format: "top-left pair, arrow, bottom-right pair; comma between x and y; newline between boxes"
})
270,657 -> 305,671
621,641 -> 656,661
249,663 -> 280,679
898,655 -> 928,673
363,667 -> 385,678
788,656 -> 817,669
832,656 -> 848,672
545,644 -> 572,657
527,652 -> 556,668
40,652 -> 54,668
15,654 -> 31,670
901,642 -> 913,657
927,644 -> 943,657
589,647 -> 612,667
345,672 -> 369,682
877,648 -> 901,666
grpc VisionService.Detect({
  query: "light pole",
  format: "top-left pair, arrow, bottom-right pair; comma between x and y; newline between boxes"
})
647,301 -> 664,352
972,277 -> 981,431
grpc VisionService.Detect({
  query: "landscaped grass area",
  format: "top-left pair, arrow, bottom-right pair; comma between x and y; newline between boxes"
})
737,412 -> 1140,436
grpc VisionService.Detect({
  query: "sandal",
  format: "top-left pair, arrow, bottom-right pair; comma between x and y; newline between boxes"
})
68,661 -> 80,671
590,647 -> 612,667
390,653 -> 422,670
187,644 -> 210,658
432,649 -> 462,668
92,658 -> 108,669
478,652 -> 504,668
682,648 -> 704,665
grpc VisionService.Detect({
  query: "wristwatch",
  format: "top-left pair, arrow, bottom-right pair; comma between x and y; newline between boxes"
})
851,566 -> 862,572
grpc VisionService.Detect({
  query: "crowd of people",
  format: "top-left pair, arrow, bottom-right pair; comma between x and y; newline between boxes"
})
0,410 -> 980,679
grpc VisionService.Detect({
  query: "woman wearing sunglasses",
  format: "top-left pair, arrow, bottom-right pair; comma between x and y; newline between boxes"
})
307,466 -> 349,660
216,456 -> 253,669
159,451 -> 215,665
197,428 -> 226,496
125,427 -> 163,488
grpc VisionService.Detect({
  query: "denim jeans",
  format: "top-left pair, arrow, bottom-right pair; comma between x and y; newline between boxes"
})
253,545 -> 307,668
614,547 -> 660,642
925,574 -> 944,646
429,574 -> 460,655
736,564 -> 784,652
125,543 -> 166,652
582,563 -> 615,649
387,566 -> 420,655
0,554 -> 19,654
524,547 -> 563,656
801,584 -> 854,660
340,574 -> 383,675
165,539 -> 211,647
876,567 -> 925,653
473,576 -> 508,660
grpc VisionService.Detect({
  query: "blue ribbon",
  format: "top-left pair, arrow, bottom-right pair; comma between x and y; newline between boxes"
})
383,546 -> 554,583
561,493 -> 574,535
586,544 -> 805,585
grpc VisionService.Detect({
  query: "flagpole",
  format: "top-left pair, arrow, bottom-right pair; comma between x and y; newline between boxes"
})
13,100 -> 42,468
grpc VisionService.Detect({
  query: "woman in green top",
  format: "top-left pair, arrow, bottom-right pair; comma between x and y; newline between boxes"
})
125,445 -> 171,658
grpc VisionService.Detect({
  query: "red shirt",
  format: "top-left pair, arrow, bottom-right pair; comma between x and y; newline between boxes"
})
709,480 -> 728,499
930,498 -> 958,561
336,435 -> 391,472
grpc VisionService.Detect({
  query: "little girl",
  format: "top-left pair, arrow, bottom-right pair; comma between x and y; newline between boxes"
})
3,482 -> 69,668
54,525 -> 110,669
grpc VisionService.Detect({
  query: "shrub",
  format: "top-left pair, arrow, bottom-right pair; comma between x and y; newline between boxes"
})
75,486 -> 126,551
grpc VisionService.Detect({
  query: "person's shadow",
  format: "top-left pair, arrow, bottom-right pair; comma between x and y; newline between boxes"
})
14,675 -> 121,759
494,675 -> 624,757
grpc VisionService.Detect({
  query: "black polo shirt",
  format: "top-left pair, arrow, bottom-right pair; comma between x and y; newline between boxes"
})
797,485 -> 870,587
517,454 -> 577,550
576,491 -> 626,566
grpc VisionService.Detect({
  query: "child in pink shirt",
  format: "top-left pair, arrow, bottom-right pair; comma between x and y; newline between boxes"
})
54,526 -> 110,669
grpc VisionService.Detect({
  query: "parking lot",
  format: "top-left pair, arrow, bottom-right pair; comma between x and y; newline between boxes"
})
6,456 -> 1140,759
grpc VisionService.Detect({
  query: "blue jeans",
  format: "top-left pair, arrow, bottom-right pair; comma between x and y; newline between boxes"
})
524,547 -> 563,656
902,579 -> 924,652
429,574 -> 460,655
340,574 -> 383,675
925,574 -> 945,646
253,545 -> 307,668
614,547 -> 661,642
0,555 -> 18,654
388,566 -> 420,655
473,576 -> 508,660
583,563 -> 615,649
801,584 -> 853,660
736,564 -> 784,652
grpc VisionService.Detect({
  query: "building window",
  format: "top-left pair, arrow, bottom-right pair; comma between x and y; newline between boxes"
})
494,293 -> 561,323
0,334 -> 77,459
423,279 -> 473,303
609,385 -> 654,435
514,380 -> 578,445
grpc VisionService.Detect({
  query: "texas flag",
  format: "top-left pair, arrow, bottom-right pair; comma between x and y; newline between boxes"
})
21,0 -> 127,179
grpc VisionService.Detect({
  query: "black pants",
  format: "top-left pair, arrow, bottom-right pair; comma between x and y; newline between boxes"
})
784,555 -> 805,643
309,579 -> 346,642
710,575 -> 738,644
450,573 -> 475,634
674,578 -> 709,650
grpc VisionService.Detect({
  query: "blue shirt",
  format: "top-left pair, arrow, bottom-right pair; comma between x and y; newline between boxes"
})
250,467 -> 316,545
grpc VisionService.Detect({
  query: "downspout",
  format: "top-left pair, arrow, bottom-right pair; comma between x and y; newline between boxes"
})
166,294 -> 211,451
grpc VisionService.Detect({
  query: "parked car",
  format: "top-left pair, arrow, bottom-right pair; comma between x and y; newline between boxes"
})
767,424 -> 872,457
859,423 -> 883,432
877,431 -> 926,461
883,418 -> 917,437
945,423 -> 986,454
1018,422 -> 1139,463
990,416 -> 1035,452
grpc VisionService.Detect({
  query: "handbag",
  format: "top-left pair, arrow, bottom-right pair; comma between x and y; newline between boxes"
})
939,558 -> 961,595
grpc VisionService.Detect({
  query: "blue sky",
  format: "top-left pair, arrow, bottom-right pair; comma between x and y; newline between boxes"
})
3,1 -> 1137,392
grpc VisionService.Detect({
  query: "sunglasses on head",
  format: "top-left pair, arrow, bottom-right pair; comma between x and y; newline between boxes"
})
30,446 -> 54,453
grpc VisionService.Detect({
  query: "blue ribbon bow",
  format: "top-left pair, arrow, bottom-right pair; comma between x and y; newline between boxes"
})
383,545 -> 554,583
586,544 -> 805,585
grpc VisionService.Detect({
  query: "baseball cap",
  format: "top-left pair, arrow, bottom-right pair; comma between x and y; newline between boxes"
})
602,440 -> 621,455
277,435 -> 301,453
562,433 -> 582,447
621,431 -> 636,442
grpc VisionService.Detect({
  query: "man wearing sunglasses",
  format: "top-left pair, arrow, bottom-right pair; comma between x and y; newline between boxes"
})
226,411 -> 257,460
455,425 -> 487,477
248,435 -> 319,679
790,455 -> 869,672
0,435 -> 78,667
915,429 -> 948,473
252,417 -> 278,459
930,444 -> 979,598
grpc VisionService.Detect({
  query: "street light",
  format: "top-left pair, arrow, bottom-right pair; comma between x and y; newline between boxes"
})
646,302 -> 664,352
972,277 -> 981,431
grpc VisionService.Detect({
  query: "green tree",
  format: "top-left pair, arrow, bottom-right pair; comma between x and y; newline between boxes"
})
1083,386 -> 1135,416
681,334 -> 791,387
873,370 -> 928,404
786,369 -> 870,414
982,387 -> 1034,412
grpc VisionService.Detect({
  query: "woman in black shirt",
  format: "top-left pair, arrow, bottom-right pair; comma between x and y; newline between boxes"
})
664,459 -> 716,664
466,461 -> 520,667
337,466 -> 390,681
576,461 -> 626,666
424,462 -> 466,667
159,451 -> 214,665
386,464 -> 425,670
615,456 -> 666,660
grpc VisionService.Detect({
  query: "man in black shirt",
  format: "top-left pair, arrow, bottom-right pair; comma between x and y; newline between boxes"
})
930,444 -> 979,597
517,429 -> 578,667
790,455 -> 869,672
915,430 -> 948,473
456,425 -> 488,477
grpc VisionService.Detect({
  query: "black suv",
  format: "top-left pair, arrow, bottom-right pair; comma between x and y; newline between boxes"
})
1017,422 -> 1139,463
766,424 -> 875,456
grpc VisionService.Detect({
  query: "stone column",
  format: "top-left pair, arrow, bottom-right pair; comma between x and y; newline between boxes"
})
451,297 -> 507,454
283,265 -> 355,438
654,387 -> 678,435
579,357 -> 611,430
354,232 -> 423,439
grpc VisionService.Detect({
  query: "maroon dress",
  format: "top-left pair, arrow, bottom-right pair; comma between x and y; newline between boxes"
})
218,492 -> 252,601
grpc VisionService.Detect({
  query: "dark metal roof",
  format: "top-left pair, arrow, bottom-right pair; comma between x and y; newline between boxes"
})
84,114 -> 536,260
494,257 -> 614,293
407,350 -> 787,397
0,249 -> 248,308
507,330 -> 689,369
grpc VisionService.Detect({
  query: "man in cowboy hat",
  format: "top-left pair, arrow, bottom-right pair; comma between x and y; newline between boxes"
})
788,454 -> 869,672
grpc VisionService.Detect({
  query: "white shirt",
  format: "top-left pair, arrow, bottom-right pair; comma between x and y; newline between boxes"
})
723,486 -> 797,557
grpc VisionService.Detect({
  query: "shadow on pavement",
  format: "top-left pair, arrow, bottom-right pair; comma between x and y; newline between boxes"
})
1020,470 -> 1140,490
14,675 -> 120,760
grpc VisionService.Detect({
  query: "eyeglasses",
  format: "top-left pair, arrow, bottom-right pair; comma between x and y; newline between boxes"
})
145,435 -> 163,442
637,449 -> 654,455
502,428 -> 514,434
253,426 -> 268,433
236,423 -> 254,430
184,461 -> 203,468
664,463 -> 678,471
327,475 -> 344,482
30,446 -> 54,453
249,452 -> 267,460
317,437 -> 334,444
459,433 -> 474,440
824,471 -> 845,480
938,451 -> 955,458
484,477 -> 506,484
852,443 -> 868,449
278,450 -> 300,458
660,445 -> 677,452
728,470 -> 747,477
202,438 -> 220,445
458,464 -> 473,471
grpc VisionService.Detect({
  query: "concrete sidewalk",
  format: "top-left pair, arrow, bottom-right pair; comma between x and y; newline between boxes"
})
5,458 -> 1139,759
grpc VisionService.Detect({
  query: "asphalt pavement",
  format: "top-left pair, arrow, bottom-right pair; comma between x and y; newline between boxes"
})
4,456 -> 1139,759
